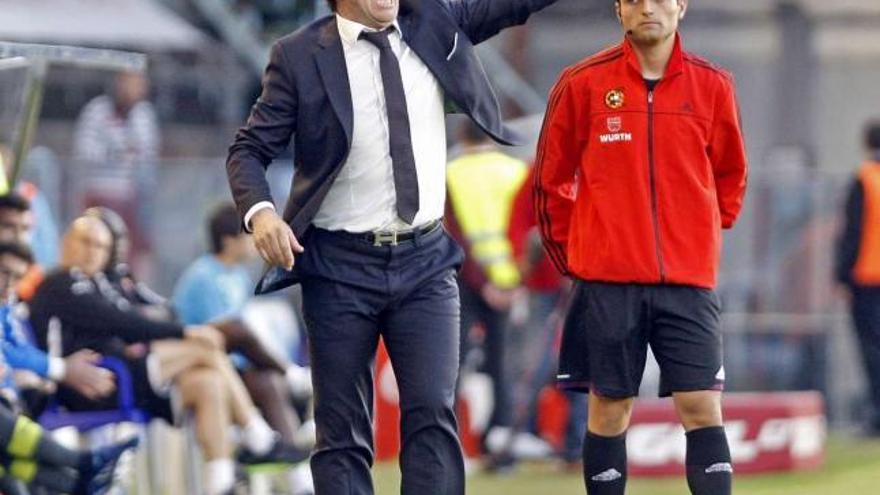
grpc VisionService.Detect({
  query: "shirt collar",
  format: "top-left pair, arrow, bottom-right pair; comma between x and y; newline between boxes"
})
336,14 -> 402,47
623,32 -> 684,79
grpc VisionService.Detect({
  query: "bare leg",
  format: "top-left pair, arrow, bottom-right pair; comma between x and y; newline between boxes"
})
243,370 -> 300,443
213,319 -> 288,374
150,339 -> 219,383
176,368 -> 232,461
212,352 -> 262,427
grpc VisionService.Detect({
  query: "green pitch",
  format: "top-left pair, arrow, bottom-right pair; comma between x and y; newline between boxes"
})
372,436 -> 880,494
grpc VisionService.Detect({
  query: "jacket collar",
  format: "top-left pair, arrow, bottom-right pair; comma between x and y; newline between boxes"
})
622,32 -> 684,80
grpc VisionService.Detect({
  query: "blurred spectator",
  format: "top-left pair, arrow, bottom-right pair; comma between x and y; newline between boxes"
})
0,146 -> 60,270
835,121 -> 880,436
72,71 -> 159,268
173,203 -> 252,326
84,207 -> 174,323
0,192 -> 47,304
171,203 -> 312,395
30,217 -> 306,495
0,239 -> 116,417
172,203 -> 314,492
446,121 -> 540,464
508,165 -> 583,465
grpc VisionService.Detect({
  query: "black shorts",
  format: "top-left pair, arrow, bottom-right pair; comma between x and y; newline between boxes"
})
557,281 -> 724,398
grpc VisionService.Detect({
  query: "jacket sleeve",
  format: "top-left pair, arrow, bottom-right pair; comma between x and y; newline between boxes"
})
835,177 -> 864,287
3,341 -> 50,378
441,0 -> 558,45
709,76 -> 748,229
534,74 -> 580,276
226,42 -> 298,223
44,277 -> 185,344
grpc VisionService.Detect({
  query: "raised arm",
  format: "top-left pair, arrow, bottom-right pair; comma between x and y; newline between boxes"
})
440,0 -> 558,45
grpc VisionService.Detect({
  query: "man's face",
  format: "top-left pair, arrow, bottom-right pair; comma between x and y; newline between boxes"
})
0,208 -> 33,245
339,0 -> 399,29
114,72 -> 148,112
617,0 -> 686,46
0,253 -> 29,301
64,220 -> 112,276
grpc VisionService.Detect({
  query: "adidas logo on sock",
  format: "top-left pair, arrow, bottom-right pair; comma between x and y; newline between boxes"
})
591,468 -> 623,482
705,462 -> 733,474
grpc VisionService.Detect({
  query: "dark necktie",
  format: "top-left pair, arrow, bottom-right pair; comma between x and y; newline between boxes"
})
360,28 -> 420,225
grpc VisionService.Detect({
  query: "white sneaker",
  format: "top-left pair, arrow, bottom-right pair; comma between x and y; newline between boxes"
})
288,463 -> 315,495
293,419 -> 317,450
286,365 -> 313,400
484,427 -> 553,460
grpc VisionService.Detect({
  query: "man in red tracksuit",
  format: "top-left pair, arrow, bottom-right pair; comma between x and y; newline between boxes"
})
534,1 -> 748,494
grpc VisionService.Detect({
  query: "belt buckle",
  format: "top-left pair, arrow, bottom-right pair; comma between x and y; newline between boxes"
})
372,230 -> 399,247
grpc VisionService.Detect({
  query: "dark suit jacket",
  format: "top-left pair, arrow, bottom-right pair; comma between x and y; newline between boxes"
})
226,0 -> 557,294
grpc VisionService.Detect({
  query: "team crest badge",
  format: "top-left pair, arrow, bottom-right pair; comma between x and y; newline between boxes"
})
607,116 -> 622,132
605,88 -> 625,109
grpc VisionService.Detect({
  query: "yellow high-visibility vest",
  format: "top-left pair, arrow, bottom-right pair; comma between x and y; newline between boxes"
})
447,150 -> 527,289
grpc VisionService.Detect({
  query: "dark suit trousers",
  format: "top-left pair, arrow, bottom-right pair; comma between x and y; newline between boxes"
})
853,287 -> 880,429
298,225 -> 466,495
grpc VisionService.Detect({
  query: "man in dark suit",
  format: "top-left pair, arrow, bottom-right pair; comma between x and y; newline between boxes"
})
226,0 -> 557,493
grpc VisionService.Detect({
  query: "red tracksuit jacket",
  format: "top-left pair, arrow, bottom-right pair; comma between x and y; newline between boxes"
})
534,34 -> 748,289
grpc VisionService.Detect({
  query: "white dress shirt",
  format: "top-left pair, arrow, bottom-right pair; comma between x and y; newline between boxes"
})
245,14 -> 447,233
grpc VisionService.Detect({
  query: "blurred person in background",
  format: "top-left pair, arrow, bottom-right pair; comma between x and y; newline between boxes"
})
90,205 -> 313,401
72,71 -> 159,270
535,0 -> 748,494
0,240 -> 135,495
0,148 -> 60,269
508,164 -> 585,467
225,0 -> 560,491
835,120 -> 880,437
171,203 -> 312,397
0,193 -> 44,303
173,203 -> 314,493
0,238 -> 116,418
83,207 -> 172,322
30,216 -> 306,495
445,121 -> 545,466
88,204 -> 314,435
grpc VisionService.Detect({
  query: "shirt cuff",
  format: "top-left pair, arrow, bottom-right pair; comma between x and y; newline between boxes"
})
244,202 -> 276,232
48,357 -> 66,382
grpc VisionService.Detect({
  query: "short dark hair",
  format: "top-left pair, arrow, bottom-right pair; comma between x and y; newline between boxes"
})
208,203 -> 242,254
326,0 -> 338,12
0,240 -> 34,265
0,193 -> 30,214
865,121 -> 880,152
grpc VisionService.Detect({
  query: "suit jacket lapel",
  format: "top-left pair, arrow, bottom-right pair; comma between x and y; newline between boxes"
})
315,19 -> 353,145
399,9 -> 463,109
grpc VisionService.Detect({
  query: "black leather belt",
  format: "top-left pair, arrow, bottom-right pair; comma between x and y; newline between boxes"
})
357,219 -> 441,246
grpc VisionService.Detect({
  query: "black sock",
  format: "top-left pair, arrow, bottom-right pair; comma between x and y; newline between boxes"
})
582,431 -> 627,495
685,426 -> 733,495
